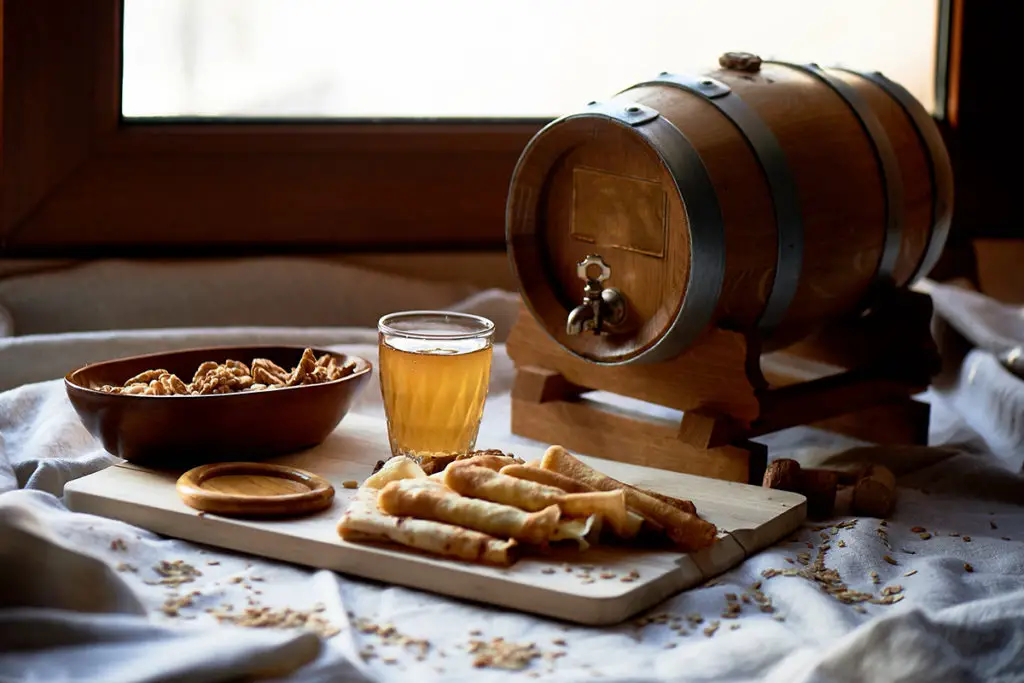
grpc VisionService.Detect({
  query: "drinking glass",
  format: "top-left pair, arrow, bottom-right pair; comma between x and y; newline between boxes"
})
377,311 -> 495,459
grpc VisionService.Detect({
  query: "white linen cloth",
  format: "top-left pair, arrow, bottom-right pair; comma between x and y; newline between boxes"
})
2,286 -> 1024,683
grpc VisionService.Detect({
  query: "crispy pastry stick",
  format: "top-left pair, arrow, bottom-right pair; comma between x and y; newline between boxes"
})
446,465 -> 640,539
446,454 -> 521,472
541,446 -> 717,551
500,464 -> 646,537
445,465 -> 565,510
632,487 -> 697,516
500,464 -> 595,494
503,459 -> 694,515
377,478 -> 560,545
338,490 -> 516,566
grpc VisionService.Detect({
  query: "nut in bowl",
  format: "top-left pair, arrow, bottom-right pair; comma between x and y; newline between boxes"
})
65,345 -> 372,466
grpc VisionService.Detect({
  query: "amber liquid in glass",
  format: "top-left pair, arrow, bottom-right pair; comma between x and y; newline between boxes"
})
379,336 -> 492,458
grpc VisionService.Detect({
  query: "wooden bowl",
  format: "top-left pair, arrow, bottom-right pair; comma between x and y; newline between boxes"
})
64,345 -> 373,466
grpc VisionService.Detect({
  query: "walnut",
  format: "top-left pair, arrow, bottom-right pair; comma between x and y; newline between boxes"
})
224,359 -> 250,375
191,362 -> 221,386
95,348 -> 356,396
251,358 -> 289,386
286,348 -> 318,386
313,353 -> 357,382
157,372 -> 189,395
124,369 -> 170,386
145,378 -> 168,396
190,365 -> 255,395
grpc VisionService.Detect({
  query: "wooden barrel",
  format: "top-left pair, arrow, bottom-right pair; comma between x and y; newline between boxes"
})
506,53 -> 953,366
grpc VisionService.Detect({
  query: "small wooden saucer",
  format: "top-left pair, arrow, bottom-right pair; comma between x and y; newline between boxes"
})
176,462 -> 335,518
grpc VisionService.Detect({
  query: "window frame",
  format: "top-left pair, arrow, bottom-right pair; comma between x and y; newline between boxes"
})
0,0 -> 541,256
0,0 -> 987,258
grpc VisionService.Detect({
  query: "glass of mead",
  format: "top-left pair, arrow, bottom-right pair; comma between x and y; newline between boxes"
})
377,311 -> 495,459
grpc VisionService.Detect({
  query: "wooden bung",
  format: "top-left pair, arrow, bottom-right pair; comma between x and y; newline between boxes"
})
763,459 -> 898,519
762,458 -> 838,519
852,464 -> 897,518
506,55 -> 952,366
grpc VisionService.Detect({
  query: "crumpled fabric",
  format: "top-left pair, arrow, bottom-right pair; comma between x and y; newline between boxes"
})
0,284 -> 1023,682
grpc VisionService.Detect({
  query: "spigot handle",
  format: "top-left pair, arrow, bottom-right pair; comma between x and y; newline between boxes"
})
565,254 -> 627,336
577,254 -> 612,283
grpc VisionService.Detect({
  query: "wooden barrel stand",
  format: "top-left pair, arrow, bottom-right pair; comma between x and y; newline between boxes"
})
507,288 -> 938,484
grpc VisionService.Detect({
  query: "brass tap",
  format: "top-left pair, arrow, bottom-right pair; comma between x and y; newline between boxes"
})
565,254 -> 627,335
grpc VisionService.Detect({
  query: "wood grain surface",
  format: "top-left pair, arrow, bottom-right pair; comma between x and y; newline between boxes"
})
507,61 -> 952,362
176,462 -> 335,517
65,414 -> 806,626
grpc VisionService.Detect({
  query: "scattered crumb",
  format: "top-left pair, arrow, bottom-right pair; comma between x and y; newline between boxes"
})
144,560 -> 202,586
469,637 -> 541,671
116,562 -> 137,573
1002,537 -> 1012,542
228,576 -> 244,584
919,532 -> 932,540
206,560 -> 220,566
910,526 -> 926,533
552,639 -> 567,647
962,536 -> 972,543
853,605 -> 867,614
703,621 -> 720,637
990,520 -> 998,530
903,570 -> 918,577
599,572 -> 616,580
110,538 -> 128,551
964,563 -> 974,573
342,480 -> 359,489
161,591 -> 200,617
541,568 -> 556,575
730,624 -> 741,631
882,555 -> 897,566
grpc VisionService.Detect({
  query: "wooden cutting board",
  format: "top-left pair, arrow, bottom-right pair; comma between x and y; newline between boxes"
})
64,414 -> 805,626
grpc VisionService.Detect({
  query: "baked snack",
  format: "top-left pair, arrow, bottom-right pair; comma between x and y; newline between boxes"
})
337,443 -> 717,565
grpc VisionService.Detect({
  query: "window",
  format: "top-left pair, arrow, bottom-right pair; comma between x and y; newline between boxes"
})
5,1 -> 995,260
123,0 -> 939,120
